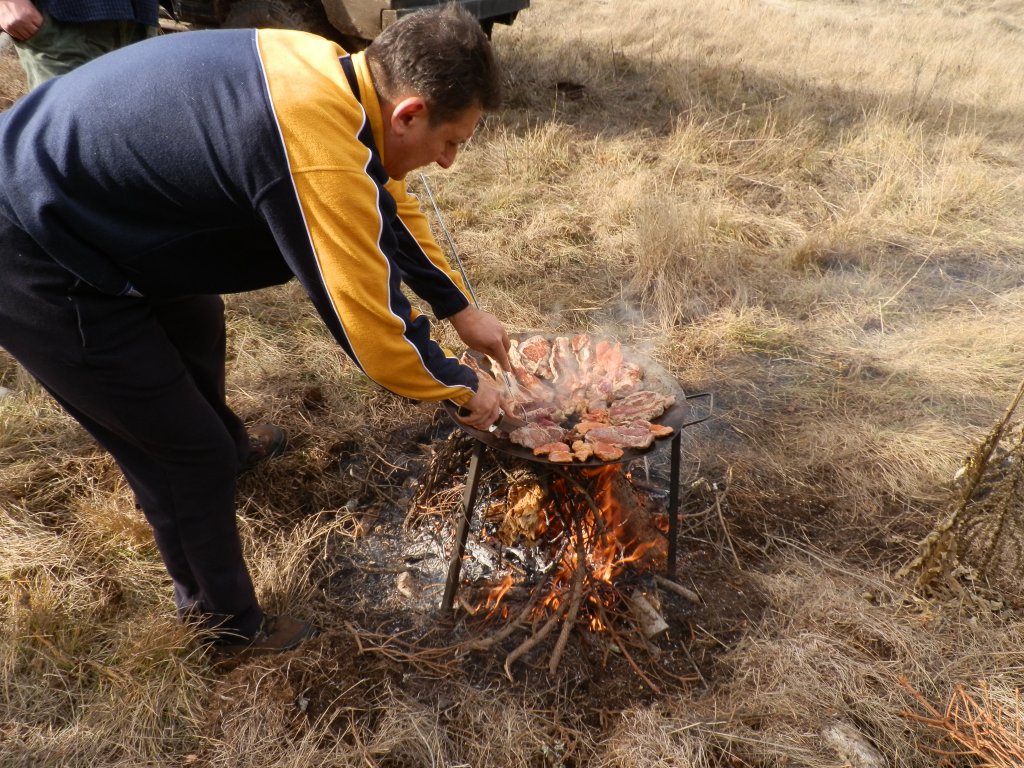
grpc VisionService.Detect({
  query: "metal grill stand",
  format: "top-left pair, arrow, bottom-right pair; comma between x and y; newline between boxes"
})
440,432 -> 686,611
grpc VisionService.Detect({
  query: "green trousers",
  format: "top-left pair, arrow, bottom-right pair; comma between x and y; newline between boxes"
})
15,12 -> 157,91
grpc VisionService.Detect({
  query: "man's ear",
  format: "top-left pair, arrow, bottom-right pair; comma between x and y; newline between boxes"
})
389,96 -> 430,136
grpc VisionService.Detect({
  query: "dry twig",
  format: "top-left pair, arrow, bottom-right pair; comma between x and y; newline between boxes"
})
900,676 -> 1024,764
901,377 -> 1024,594
344,622 -> 460,678
654,574 -> 702,604
503,595 -> 572,679
548,521 -> 588,674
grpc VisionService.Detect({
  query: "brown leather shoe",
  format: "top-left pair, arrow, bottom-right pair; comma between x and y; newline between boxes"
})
219,615 -> 317,658
243,424 -> 287,471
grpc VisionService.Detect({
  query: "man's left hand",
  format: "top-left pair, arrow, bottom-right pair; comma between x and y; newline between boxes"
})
457,378 -> 505,430
448,305 -> 511,372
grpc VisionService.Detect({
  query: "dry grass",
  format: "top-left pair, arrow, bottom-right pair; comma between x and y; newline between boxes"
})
0,44 -> 25,108
5,0 -> 1024,764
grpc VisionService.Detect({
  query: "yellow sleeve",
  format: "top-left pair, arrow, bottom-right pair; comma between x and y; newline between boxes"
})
255,30 -> 477,404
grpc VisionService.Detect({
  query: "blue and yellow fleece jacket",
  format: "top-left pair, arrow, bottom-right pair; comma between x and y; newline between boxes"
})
0,28 -> 479,404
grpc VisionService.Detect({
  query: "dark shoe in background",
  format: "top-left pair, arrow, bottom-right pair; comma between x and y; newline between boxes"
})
242,423 -> 287,472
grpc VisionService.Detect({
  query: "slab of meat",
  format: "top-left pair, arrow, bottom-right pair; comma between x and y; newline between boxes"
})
588,439 -> 624,462
507,340 -> 558,407
521,406 -> 566,426
593,340 -> 623,378
516,335 -> 552,378
649,423 -> 674,437
510,423 -> 566,450
549,336 -> 582,394
533,442 -> 573,462
611,360 -> 644,397
585,422 -> 655,450
572,333 -> 592,370
573,420 -> 608,436
459,351 -> 496,383
609,390 -> 675,424
571,440 -> 594,461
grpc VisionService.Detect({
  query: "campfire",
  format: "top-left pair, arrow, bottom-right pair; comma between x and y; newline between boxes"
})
424,333 -> 712,681
479,466 -> 668,624
443,459 -> 686,681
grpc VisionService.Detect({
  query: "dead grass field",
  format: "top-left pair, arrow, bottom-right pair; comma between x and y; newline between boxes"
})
4,0 -> 1024,764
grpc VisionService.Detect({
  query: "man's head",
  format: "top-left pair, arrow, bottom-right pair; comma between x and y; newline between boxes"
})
366,4 -> 502,179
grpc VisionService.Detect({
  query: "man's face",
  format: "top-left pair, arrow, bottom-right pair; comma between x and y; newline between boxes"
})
383,99 -> 483,180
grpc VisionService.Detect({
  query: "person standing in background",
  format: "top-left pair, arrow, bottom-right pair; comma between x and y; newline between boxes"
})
0,0 -> 160,91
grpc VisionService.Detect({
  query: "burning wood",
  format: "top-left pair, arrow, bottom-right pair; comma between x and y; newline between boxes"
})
463,465 -> 674,678
628,590 -> 669,638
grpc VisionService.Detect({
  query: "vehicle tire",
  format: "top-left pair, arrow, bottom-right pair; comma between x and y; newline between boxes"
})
224,0 -> 331,35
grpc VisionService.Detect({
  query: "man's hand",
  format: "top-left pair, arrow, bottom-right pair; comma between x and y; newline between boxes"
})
457,378 -> 505,430
448,305 -> 512,373
0,0 -> 42,41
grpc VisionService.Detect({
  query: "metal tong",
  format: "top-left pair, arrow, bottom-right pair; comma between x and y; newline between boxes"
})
419,174 -> 520,401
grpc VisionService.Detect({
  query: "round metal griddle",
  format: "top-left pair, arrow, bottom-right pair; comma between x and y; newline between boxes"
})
443,333 -> 710,466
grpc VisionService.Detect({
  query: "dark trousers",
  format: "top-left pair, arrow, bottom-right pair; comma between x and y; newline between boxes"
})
0,217 -> 264,638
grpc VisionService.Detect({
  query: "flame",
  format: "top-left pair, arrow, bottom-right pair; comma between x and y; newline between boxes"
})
482,465 -> 668,627
572,465 -> 666,582
484,573 -> 514,618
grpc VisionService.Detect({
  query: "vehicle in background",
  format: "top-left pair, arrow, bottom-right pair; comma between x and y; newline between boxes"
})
170,0 -> 528,43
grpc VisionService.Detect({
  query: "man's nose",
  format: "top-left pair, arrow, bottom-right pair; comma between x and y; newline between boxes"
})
437,147 -> 457,169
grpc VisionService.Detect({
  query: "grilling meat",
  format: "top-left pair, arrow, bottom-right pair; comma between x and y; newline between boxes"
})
463,334 -> 679,462
593,339 -> 623,377
588,439 -> 624,462
611,360 -> 644,397
515,335 -> 553,379
572,333 -> 592,369
609,390 -> 674,423
533,441 -> 573,462
510,423 -> 567,450
571,440 -> 594,461
584,422 -> 656,450
573,420 -> 607,435
460,349 -> 488,378
550,336 -> 582,391
507,342 -> 555,402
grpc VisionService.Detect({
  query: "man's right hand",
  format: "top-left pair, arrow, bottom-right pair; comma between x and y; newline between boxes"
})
448,305 -> 512,374
0,0 -> 42,41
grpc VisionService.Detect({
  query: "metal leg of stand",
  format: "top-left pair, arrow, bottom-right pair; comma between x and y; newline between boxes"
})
441,441 -> 486,611
667,432 -> 682,578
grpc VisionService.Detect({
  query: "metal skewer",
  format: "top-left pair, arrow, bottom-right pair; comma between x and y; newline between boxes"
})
419,173 -> 480,307
419,173 -> 519,399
